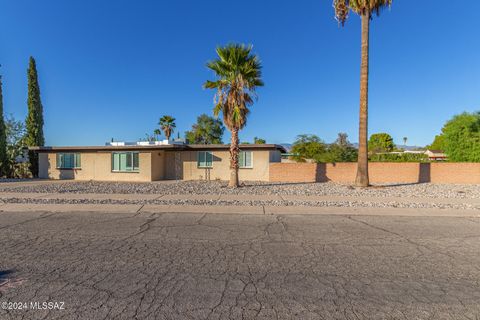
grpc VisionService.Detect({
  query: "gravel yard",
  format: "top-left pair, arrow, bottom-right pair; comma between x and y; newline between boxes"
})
0,180 -> 479,210
1,197 -> 478,210
0,180 -> 478,199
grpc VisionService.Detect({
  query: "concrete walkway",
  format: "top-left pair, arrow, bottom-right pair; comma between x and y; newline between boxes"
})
0,192 -> 479,217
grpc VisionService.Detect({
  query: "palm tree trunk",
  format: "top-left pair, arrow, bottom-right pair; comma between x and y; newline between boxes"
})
229,127 -> 239,187
355,11 -> 370,187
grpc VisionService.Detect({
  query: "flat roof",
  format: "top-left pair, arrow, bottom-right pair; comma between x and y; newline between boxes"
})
29,144 -> 287,153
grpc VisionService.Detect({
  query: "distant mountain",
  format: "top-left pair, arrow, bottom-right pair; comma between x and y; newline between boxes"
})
279,143 -> 293,152
396,145 -> 425,151
349,143 -> 423,150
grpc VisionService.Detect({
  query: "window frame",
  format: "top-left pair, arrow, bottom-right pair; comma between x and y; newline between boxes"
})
111,152 -> 140,173
197,151 -> 213,168
238,151 -> 253,169
56,153 -> 81,169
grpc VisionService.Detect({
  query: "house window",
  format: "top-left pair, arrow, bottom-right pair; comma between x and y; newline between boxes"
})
112,152 -> 139,172
56,153 -> 81,169
197,151 -> 213,168
239,151 -> 253,168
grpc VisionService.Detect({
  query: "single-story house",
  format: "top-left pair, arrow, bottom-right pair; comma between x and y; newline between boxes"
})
425,150 -> 447,161
29,143 -> 286,182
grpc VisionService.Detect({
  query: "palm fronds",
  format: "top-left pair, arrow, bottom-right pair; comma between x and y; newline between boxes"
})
158,115 -> 176,140
334,0 -> 392,25
203,44 -> 263,131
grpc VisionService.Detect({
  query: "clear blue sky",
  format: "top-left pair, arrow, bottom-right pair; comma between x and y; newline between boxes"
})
1,0 -> 479,147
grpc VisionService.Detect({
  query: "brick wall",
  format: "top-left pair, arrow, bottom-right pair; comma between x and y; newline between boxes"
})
430,163 -> 480,184
269,162 -> 480,184
269,163 -> 318,183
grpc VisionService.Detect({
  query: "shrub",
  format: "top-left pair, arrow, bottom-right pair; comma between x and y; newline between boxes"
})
368,133 -> 395,153
369,153 -> 429,162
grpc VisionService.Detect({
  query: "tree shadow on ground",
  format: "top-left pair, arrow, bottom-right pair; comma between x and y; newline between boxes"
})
0,270 -> 16,289
0,270 -> 15,281
240,182 -> 318,188
0,270 -> 26,294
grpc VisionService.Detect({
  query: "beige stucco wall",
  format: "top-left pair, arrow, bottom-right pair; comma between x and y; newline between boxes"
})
151,151 -> 166,181
38,149 -> 280,182
39,152 -> 153,182
164,150 -> 275,181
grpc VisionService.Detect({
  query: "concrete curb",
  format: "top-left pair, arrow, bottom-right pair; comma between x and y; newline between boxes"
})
141,204 -> 264,215
264,206 -> 480,217
0,203 -> 142,214
0,203 -> 479,217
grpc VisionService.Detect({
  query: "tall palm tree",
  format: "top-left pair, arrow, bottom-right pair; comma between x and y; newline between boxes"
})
333,0 -> 392,187
403,136 -> 408,146
159,115 -> 176,141
204,44 -> 263,187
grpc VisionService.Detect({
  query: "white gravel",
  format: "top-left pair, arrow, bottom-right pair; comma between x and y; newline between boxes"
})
0,197 -> 477,210
0,180 -> 478,199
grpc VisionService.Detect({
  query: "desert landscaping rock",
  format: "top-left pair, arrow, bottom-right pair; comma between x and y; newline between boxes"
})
0,180 -> 479,199
0,180 -> 479,210
0,195 -> 478,210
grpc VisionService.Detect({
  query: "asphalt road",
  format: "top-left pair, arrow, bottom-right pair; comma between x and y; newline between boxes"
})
0,210 -> 479,320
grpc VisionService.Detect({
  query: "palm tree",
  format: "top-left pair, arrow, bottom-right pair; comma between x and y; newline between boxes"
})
153,129 -> 162,141
403,136 -> 408,146
204,44 -> 263,187
158,116 -> 176,141
333,0 -> 392,187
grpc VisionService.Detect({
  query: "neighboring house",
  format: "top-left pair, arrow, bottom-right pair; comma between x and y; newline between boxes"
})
280,153 -> 300,163
29,143 -> 285,182
381,150 -> 447,161
425,150 -> 447,161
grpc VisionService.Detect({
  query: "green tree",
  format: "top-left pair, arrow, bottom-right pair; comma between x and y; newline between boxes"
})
333,0 -> 393,186
204,44 -> 263,187
335,132 -> 349,147
368,133 -> 394,153
323,144 -> 358,162
427,134 -> 446,151
158,115 -> 176,141
5,114 -> 29,178
0,75 -> 8,177
441,112 -> 480,162
254,137 -> 266,144
291,134 -> 326,162
185,114 -> 225,144
25,57 -> 45,177
324,133 -> 358,162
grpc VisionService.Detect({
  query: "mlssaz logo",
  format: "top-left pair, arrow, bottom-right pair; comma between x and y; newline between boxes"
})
30,301 -> 65,310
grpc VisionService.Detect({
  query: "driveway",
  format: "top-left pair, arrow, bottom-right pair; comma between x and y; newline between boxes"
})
0,210 -> 479,319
